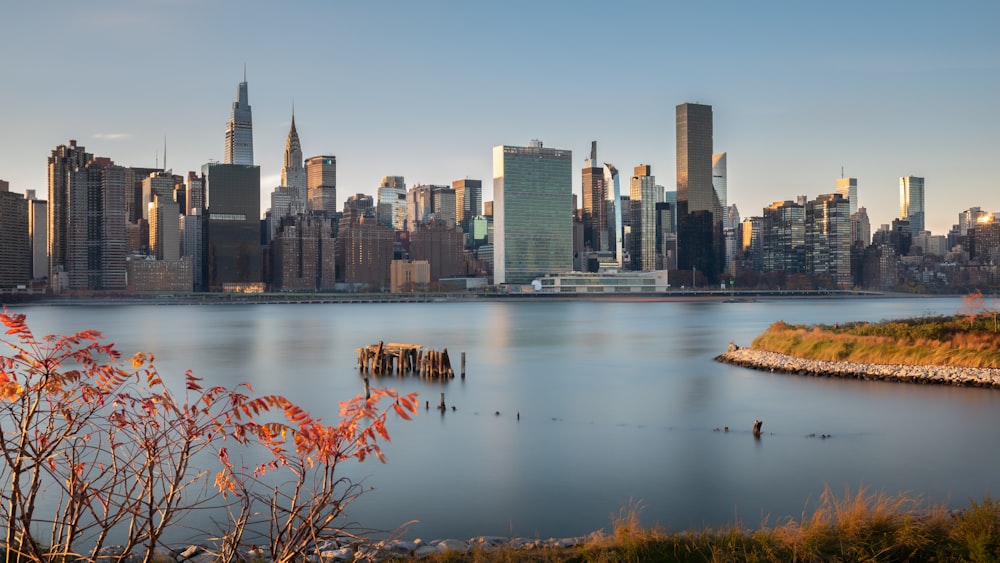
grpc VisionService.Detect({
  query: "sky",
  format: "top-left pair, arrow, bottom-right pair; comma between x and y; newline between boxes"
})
1,0 -> 998,236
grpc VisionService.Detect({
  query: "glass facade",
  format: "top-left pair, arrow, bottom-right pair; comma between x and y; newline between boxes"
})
899,176 -> 925,234
493,143 -> 573,285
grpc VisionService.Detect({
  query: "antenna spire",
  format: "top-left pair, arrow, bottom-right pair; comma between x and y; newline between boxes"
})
243,64 -> 247,82
163,136 -> 167,171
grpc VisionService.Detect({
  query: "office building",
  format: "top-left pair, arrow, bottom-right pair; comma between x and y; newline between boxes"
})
281,111 -> 307,213
723,204 -> 740,277
959,207 -> 990,236
712,152 -> 727,211
141,171 -> 175,221
47,140 -> 92,284
629,165 -> 657,271
180,208 -> 203,290
805,193 -> 851,288
344,192 -> 375,222
676,102 -> 722,282
581,141 -> 607,252
899,176 -> 925,234
25,190 -> 47,281
203,162 -> 261,289
406,185 -> 432,231
604,164 -> 623,267
377,176 -> 407,231
224,72 -> 254,165
149,195 -> 180,261
306,155 -> 337,213
851,207 -> 871,248
762,199 -> 805,274
836,177 -> 858,215
0,181 -> 29,288
430,185 -> 457,229
453,179 -> 481,233
493,140 -> 573,285
186,171 -> 204,215
66,158 -> 127,290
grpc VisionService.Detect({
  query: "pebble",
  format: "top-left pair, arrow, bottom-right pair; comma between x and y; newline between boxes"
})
716,348 -> 1000,389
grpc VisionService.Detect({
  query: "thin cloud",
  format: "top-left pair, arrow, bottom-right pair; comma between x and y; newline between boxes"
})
93,133 -> 134,141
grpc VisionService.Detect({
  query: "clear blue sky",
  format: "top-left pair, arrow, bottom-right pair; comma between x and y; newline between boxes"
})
2,0 -> 997,235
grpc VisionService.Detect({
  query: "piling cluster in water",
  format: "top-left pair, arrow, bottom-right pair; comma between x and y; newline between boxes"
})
356,341 -> 457,380
716,347 -> 1000,389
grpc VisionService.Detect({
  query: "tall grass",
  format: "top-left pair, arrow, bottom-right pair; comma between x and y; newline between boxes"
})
751,314 -> 1000,368
407,487 -> 1000,562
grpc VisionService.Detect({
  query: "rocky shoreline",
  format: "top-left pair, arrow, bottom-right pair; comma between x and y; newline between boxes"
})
716,347 -> 1000,389
102,535 -> 594,563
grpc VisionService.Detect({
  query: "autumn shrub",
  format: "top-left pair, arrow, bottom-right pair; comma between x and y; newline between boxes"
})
0,309 -> 417,563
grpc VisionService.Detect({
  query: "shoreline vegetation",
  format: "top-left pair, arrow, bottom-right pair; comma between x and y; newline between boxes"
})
716,306 -> 1000,389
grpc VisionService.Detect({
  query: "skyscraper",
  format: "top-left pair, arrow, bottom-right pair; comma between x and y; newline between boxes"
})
581,141 -> 607,252
899,176 -> 925,233
453,178 -> 482,233
604,163 -> 623,267
836,176 -> 858,215
203,162 -> 261,288
25,190 -> 47,281
281,111 -> 307,212
224,72 -> 254,165
306,155 -> 337,213
48,140 -> 92,284
676,102 -> 722,282
712,152 -> 727,211
66,158 -> 127,290
805,193 -> 851,288
676,103 -> 715,215
377,176 -> 407,231
493,140 -> 573,285
0,181 -> 29,288
629,165 -> 657,271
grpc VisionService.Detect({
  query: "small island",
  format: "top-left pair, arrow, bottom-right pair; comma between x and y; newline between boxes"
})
717,303 -> 1000,389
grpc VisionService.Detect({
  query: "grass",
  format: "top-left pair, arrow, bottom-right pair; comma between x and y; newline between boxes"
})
749,313 -> 1000,368
402,486 -> 1000,562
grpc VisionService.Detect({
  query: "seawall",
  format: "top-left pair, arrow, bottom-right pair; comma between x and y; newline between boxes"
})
716,347 -> 1000,389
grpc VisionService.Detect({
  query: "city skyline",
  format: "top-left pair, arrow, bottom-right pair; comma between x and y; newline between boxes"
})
2,1 -> 998,236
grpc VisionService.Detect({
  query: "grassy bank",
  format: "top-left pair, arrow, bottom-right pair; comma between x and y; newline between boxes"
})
749,313 -> 1000,369
407,487 -> 1000,562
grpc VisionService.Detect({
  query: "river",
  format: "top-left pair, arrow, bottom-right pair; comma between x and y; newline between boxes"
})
7,296 -> 1000,543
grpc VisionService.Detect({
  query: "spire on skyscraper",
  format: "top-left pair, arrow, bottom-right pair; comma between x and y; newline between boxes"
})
224,72 -> 254,165
281,107 -> 307,213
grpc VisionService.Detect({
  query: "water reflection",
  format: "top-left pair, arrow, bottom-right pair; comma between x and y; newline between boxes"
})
8,297 -> 999,542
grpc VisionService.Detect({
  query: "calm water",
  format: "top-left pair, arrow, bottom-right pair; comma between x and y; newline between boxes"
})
9,297 -> 1000,542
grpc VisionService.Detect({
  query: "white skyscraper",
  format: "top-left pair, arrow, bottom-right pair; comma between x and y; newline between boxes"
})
224,71 -> 254,165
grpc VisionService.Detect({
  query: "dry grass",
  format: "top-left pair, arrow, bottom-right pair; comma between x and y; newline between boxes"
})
751,314 -> 1000,368
405,486 -> 1000,562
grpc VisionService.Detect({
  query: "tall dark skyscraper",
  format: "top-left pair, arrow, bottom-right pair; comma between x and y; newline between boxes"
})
47,140 -> 92,284
676,102 -> 722,282
581,141 -> 606,252
203,162 -> 261,289
224,71 -> 254,166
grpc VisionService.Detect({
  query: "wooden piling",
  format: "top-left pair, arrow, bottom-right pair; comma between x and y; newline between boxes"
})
461,352 -> 466,378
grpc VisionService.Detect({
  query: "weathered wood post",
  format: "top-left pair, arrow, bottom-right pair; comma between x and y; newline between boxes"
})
461,351 -> 466,379
438,392 -> 446,411
753,419 -> 763,438
363,377 -> 371,400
